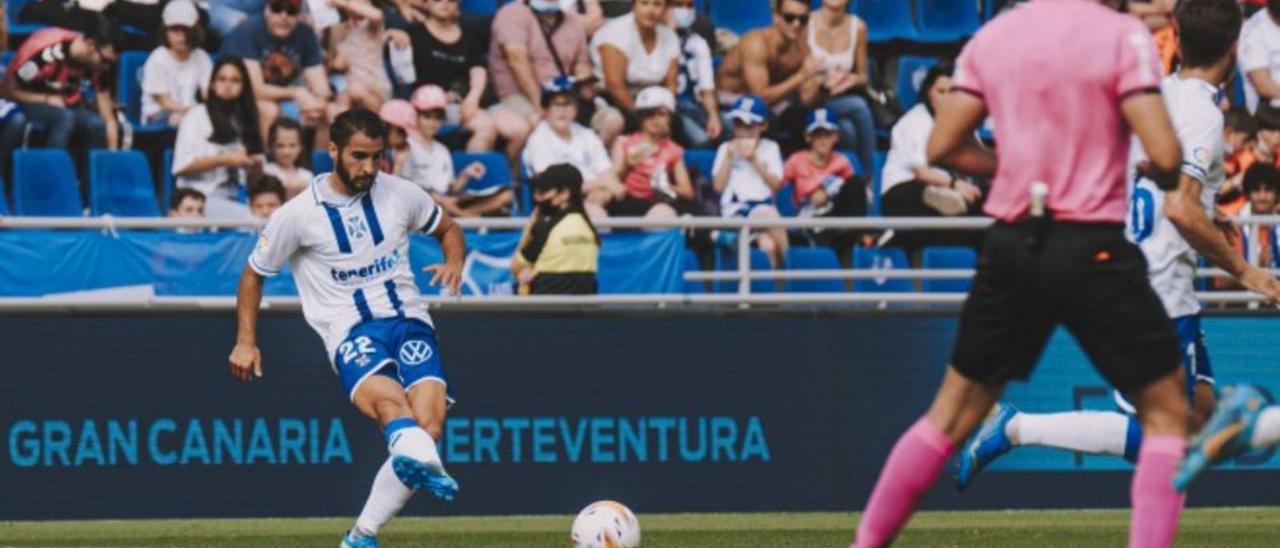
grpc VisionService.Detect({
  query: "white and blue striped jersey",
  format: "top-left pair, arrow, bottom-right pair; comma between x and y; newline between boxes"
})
1127,75 -> 1225,319
249,172 -> 445,361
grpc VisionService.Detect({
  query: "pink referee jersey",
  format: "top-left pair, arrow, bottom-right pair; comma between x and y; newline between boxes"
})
952,0 -> 1164,223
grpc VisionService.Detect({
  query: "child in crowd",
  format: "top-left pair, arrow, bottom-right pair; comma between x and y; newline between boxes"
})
1220,107 -> 1260,207
378,99 -> 418,177
263,118 -> 314,198
141,0 -> 212,126
512,164 -> 601,295
783,108 -> 865,248
1221,102 -> 1280,217
248,175 -> 287,219
1236,163 -> 1280,269
711,95 -> 787,268
405,85 -> 512,217
609,86 -> 695,220
325,0 -> 392,111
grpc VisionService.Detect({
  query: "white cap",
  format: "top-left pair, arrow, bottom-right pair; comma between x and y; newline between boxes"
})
635,86 -> 675,112
163,0 -> 200,27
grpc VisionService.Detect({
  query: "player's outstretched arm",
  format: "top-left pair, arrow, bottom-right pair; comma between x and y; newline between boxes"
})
229,265 -> 265,382
926,91 -> 995,179
1166,175 -> 1280,304
424,214 -> 467,296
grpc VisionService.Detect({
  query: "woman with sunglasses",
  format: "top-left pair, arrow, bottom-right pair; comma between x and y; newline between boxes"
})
808,0 -> 873,179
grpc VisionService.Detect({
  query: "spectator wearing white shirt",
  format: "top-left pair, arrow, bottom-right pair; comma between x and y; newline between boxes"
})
668,0 -> 721,148
262,118 -> 313,198
879,61 -> 983,256
141,0 -> 213,127
522,76 -> 622,220
1239,1 -> 1280,113
404,85 -> 513,217
712,95 -> 787,269
590,0 -> 679,143
172,57 -> 264,219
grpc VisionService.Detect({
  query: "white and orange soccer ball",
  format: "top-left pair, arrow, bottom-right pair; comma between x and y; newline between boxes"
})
570,500 -> 641,548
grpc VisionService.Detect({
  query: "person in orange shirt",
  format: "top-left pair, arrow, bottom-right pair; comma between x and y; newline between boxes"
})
1130,0 -> 1179,74
1219,102 -> 1280,216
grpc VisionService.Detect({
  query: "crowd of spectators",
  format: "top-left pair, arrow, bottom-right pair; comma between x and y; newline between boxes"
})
4,0 -> 1280,285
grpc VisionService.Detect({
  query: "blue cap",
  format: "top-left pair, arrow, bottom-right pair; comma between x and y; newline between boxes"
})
540,75 -> 578,106
805,108 -> 839,134
728,95 -> 769,125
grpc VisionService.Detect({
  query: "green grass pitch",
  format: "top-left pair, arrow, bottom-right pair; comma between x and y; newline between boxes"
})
1,508 -> 1277,547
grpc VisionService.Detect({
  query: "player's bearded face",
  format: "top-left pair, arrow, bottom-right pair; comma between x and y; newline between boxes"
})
334,135 -> 384,193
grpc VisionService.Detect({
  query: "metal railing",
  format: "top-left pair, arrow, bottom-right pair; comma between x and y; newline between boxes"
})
3,215 -> 1280,309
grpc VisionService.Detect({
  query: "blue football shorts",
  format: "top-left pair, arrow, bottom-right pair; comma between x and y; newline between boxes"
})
333,317 -> 454,404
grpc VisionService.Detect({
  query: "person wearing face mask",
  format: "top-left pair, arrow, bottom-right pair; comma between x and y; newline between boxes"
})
668,0 -> 722,148
1238,0 -> 1280,112
512,163 -> 601,295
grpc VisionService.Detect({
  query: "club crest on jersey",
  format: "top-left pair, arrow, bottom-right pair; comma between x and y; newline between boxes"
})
399,340 -> 433,365
345,214 -> 368,240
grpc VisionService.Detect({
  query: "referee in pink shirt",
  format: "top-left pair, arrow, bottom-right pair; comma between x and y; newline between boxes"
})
852,1 -> 1191,547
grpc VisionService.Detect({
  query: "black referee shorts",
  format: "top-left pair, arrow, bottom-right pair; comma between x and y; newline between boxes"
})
951,221 -> 1180,393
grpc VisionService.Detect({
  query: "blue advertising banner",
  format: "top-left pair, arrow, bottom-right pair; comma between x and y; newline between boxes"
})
2,312 -> 1279,519
0,229 -> 685,297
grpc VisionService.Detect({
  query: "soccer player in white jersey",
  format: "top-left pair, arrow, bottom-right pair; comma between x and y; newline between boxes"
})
956,0 -> 1280,492
228,109 -> 467,548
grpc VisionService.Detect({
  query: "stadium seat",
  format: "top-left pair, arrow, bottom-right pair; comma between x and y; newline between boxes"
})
161,148 -> 175,212
916,0 -> 983,43
896,56 -> 938,111
452,151 -> 513,197
710,0 -> 773,37
852,247 -> 911,292
460,0 -> 500,16
0,176 -> 9,216
89,150 -> 161,216
12,149 -> 83,216
0,51 -> 12,74
117,51 -> 172,133
921,245 -> 976,293
854,0 -> 919,42
776,184 -> 797,217
869,151 -> 886,216
684,149 -> 716,182
682,249 -> 705,293
715,249 -> 775,293
311,150 -> 334,174
6,0 -> 46,37
786,247 -> 843,292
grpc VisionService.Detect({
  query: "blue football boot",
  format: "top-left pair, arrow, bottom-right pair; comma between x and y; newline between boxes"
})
392,455 -> 459,501
1175,385 -> 1270,492
956,403 -> 1018,491
340,529 -> 378,548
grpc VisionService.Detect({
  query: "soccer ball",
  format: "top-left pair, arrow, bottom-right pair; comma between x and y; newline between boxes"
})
570,500 -> 641,548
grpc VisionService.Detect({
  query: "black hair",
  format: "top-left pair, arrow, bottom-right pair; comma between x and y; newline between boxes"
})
920,59 -> 956,115
1176,0 -> 1242,69
1257,101 -> 1280,132
249,175 -> 288,203
773,0 -> 809,13
170,187 -> 206,211
268,117 -> 308,167
1244,163 -> 1280,196
331,108 -> 388,149
205,57 -> 264,154
160,21 -> 206,51
1226,107 -> 1259,135
533,163 -> 599,243
83,14 -> 123,53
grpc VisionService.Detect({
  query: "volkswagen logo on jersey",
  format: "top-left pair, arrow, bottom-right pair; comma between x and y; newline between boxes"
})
345,214 -> 368,240
399,340 -> 433,365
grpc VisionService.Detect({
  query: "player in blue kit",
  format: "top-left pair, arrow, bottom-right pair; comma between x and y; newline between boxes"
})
229,109 -> 467,548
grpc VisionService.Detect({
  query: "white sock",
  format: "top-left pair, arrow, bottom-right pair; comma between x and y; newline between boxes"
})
386,418 -> 443,472
353,458 -> 413,538
1008,411 -> 1134,457
1250,407 -> 1280,448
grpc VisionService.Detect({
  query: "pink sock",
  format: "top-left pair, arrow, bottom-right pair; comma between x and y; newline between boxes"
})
852,418 -> 955,548
1128,435 -> 1186,548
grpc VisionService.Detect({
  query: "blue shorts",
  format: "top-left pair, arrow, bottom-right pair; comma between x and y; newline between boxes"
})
1114,314 -> 1212,412
334,318 -> 453,403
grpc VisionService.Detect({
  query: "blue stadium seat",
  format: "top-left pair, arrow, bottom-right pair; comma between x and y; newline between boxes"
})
786,247 -> 843,292
715,249 -> 775,293
869,151 -> 886,216
776,184 -> 797,217
684,149 -> 716,181
7,0 -> 46,37
0,176 -> 9,216
852,247 -> 911,292
89,150 -> 161,217
311,150 -> 334,174
0,51 -> 12,74
896,56 -> 938,111
916,0 -> 982,43
117,51 -> 172,133
710,0 -> 773,37
12,149 -> 83,216
460,0 -> 500,16
921,246 -> 976,293
452,151 -> 512,197
1232,69 -> 1247,109
838,150 -> 863,176
854,0 -> 919,42
162,148 -> 175,211
682,249 -> 705,293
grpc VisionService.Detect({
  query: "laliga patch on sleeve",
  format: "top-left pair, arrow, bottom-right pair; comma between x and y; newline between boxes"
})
1192,146 -> 1211,169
